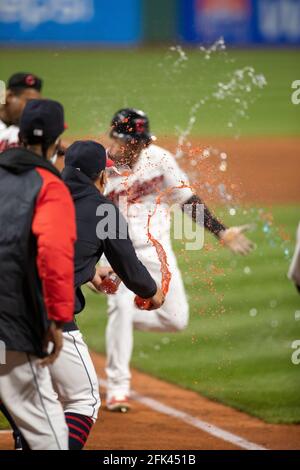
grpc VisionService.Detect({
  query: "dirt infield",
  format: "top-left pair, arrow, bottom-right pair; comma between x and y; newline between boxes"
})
0,136 -> 299,451
1,351 -> 300,450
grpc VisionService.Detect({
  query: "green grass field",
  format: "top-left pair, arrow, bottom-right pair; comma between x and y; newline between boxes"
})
0,48 -> 299,430
0,48 -> 300,136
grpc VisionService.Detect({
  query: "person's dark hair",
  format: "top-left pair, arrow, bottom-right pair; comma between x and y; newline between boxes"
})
89,170 -> 105,183
19,133 -> 57,159
89,171 -> 103,182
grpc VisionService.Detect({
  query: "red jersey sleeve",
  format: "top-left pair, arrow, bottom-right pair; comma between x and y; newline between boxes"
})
32,167 -> 76,323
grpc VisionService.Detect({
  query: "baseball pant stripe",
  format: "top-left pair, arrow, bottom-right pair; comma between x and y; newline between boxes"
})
67,332 -> 99,419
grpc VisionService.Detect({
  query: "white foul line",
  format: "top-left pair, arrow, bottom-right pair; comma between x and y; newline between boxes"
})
99,377 -> 267,451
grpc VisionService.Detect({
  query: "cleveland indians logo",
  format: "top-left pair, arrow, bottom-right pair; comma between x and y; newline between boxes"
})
135,118 -> 146,134
25,75 -> 36,86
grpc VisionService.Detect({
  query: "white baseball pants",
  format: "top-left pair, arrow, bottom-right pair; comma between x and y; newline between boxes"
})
0,351 -> 68,450
49,330 -> 100,422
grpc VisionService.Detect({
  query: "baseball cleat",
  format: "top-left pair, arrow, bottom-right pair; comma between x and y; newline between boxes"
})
14,435 -> 23,451
106,396 -> 131,413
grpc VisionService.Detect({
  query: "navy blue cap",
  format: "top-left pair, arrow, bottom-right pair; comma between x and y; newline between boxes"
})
65,140 -> 107,179
8,72 -> 43,92
19,99 -> 65,144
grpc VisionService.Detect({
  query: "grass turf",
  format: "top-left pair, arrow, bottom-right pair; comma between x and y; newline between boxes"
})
0,49 -> 299,137
0,416 -> 8,430
77,205 -> 300,424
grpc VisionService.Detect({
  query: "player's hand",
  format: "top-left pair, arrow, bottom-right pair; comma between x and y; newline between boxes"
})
90,269 -> 103,291
219,225 -> 255,255
88,266 -> 114,292
39,321 -> 64,367
148,287 -> 165,310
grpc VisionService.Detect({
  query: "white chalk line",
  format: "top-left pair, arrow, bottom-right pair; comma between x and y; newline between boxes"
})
0,381 -> 268,450
98,377 -> 267,451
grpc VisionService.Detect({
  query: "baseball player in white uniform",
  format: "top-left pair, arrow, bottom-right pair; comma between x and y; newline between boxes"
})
102,108 -> 254,412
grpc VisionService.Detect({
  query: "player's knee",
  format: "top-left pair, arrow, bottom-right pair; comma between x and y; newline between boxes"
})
92,394 -> 101,422
170,318 -> 188,332
65,379 -> 101,422
91,382 -> 101,422
168,307 -> 189,332
77,390 -> 101,423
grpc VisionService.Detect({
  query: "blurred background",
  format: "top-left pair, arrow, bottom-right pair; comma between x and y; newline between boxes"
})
0,0 -> 299,427
0,0 -> 300,46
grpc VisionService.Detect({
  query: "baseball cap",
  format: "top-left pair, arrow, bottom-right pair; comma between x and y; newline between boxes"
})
65,140 -> 107,179
19,99 -> 65,145
8,72 -> 43,92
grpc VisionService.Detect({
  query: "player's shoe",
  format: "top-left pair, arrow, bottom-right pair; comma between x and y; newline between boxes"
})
14,433 -> 23,451
13,431 -> 28,450
106,395 -> 131,413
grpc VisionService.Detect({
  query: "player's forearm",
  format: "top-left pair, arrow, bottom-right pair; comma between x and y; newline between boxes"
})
182,194 -> 226,238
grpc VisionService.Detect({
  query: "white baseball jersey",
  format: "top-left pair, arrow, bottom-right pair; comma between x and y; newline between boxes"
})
104,144 -> 192,399
0,119 -> 19,153
105,144 -> 194,249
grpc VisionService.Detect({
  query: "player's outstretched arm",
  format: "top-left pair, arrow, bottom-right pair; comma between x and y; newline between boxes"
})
182,194 -> 255,255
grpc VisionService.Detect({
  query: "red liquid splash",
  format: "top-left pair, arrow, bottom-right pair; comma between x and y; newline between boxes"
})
134,212 -> 171,310
134,183 -> 192,310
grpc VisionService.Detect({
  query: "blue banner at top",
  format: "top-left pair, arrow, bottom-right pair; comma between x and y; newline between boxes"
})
179,0 -> 300,45
0,0 -> 142,45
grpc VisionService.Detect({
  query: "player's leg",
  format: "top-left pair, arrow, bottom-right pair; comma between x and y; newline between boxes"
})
105,245 -> 189,409
105,287 -> 136,410
49,329 -> 101,450
133,248 -> 189,332
128,242 -> 189,331
0,402 -> 29,450
0,351 -> 68,450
